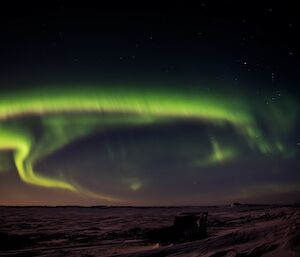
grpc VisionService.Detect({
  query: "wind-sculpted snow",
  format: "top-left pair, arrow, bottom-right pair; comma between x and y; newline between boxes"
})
0,205 -> 299,256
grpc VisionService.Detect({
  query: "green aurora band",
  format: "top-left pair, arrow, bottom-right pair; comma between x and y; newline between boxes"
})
0,86 -> 298,201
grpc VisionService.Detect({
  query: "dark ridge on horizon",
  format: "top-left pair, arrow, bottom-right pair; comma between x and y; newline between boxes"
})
0,205 -> 218,209
1,203 -> 300,208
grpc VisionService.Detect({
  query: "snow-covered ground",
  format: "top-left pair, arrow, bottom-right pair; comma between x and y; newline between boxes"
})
0,205 -> 299,256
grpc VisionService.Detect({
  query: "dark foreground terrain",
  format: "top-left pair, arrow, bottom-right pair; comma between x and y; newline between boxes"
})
0,205 -> 299,257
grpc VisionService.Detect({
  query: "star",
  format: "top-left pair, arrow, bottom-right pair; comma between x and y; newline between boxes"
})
269,8 -> 273,15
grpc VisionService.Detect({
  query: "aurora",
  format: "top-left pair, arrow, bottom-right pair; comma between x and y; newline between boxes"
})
0,85 -> 298,202
0,3 -> 300,207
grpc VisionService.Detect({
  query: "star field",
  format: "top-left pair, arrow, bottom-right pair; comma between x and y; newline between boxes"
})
0,2 -> 299,205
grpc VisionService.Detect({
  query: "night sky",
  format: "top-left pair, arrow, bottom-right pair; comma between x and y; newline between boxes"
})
0,2 -> 299,206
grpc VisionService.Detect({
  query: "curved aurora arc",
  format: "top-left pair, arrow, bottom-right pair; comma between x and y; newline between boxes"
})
0,86 -> 298,202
